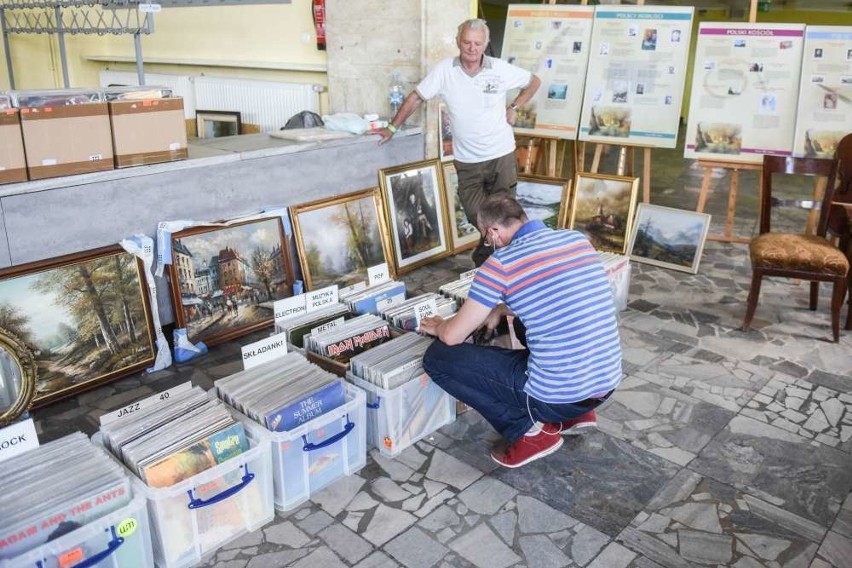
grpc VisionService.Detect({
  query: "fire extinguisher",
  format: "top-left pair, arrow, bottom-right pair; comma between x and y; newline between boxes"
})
312,0 -> 326,51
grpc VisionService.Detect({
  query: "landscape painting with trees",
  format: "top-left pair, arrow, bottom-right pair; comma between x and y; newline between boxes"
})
569,173 -> 639,254
168,217 -> 295,345
290,189 -> 392,290
0,247 -> 155,406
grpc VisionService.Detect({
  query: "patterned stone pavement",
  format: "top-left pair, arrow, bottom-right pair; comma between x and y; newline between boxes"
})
29,232 -> 852,567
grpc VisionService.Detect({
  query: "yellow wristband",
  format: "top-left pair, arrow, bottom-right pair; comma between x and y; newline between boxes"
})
387,124 -> 398,134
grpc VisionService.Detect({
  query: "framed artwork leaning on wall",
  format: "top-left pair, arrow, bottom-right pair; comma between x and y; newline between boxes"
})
516,174 -> 573,229
167,216 -> 295,346
627,203 -> 711,274
290,188 -> 395,290
569,172 -> 639,254
0,245 -> 156,407
442,162 -> 479,254
379,159 -> 451,275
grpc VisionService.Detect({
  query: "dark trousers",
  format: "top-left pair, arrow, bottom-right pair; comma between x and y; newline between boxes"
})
454,151 -> 518,266
423,341 -> 609,443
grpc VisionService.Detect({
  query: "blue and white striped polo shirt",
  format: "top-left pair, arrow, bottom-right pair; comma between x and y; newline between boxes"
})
468,220 -> 623,403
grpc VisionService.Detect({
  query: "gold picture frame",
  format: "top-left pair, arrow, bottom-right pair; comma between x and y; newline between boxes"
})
441,162 -> 479,254
0,327 -> 36,427
290,188 -> 395,290
379,159 -> 452,275
516,174 -> 573,229
569,172 -> 639,254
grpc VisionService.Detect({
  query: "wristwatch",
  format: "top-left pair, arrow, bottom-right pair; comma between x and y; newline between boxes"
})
509,103 -> 519,111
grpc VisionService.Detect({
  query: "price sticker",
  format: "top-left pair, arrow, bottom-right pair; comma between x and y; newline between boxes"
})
117,518 -> 138,538
460,268 -> 478,280
368,263 -> 391,286
138,3 -> 162,12
58,547 -> 83,568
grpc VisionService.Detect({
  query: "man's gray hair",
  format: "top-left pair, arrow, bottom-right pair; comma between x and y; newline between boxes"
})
477,194 -> 528,230
457,19 -> 490,43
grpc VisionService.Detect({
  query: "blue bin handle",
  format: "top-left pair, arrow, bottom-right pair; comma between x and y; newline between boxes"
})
37,526 -> 124,568
302,415 -> 355,451
186,464 -> 255,509
367,396 -> 381,410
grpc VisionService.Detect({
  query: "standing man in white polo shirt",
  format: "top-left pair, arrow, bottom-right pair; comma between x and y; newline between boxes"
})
379,18 -> 541,266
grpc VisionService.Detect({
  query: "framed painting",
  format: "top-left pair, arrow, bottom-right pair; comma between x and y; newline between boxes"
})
628,204 -> 711,274
379,159 -> 451,274
0,246 -> 156,407
290,188 -> 394,290
442,162 -> 479,253
196,110 -> 242,138
439,103 -> 453,161
569,172 -> 640,254
168,216 -> 295,346
516,174 -> 573,229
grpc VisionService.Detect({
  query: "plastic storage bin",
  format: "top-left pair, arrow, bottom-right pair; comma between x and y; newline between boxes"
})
1,494 -> 154,568
240,383 -> 367,512
93,430 -> 274,568
347,372 -> 456,458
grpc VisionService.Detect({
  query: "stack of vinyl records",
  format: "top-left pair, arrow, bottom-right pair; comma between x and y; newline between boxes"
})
381,293 -> 458,331
101,85 -> 174,101
438,274 -> 476,305
0,432 -> 132,560
216,352 -> 346,432
99,387 -> 249,488
340,280 -> 407,315
304,314 -> 391,362
349,333 -> 434,390
275,303 -> 351,348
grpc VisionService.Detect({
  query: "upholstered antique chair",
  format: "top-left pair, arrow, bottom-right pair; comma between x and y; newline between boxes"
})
742,154 -> 848,342
827,133 -> 852,330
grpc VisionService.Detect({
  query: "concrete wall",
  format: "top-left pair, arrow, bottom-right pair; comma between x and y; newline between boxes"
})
325,0 -> 471,159
0,131 -> 424,321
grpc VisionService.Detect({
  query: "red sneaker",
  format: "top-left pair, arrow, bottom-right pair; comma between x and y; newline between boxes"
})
490,425 -> 563,468
559,410 -> 597,435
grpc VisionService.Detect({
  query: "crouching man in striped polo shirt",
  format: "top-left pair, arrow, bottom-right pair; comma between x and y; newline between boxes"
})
420,194 -> 623,468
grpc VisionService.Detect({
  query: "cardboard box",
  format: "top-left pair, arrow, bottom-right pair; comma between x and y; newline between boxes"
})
109,97 -> 188,168
0,109 -> 28,184
20,102 -> 114,180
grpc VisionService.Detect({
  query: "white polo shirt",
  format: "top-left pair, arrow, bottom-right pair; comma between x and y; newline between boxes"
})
416,56 -> 532,163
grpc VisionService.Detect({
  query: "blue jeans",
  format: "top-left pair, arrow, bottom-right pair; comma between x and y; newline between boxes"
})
423,341 -> 608,443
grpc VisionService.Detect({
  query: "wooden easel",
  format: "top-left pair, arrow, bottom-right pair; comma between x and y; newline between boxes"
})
692,0 -> 765,243
579,142 -> 654,202
695,160 -> 763,243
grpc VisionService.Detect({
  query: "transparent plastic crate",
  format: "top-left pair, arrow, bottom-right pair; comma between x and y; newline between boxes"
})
92,430 -> 273,568
0,494 -> 153,568
347,372 -> 456,458
239,383 -> 367,512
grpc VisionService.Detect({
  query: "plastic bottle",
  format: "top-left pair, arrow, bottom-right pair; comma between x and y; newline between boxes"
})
389,73 -> 405,118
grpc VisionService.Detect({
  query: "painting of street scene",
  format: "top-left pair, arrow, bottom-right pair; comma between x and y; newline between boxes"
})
0,248 -> 155,406
291,189 -> 391,290
628,204 -> 711,273
169,217 -> 294,345
570,173 -> 639,254
516,175 -> 572,229
381,160 -> 449,274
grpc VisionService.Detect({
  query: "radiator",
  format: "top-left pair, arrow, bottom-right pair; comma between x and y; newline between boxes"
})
194,77 -> 320,132
98,71 -> 197,118
98,72 -> 320,132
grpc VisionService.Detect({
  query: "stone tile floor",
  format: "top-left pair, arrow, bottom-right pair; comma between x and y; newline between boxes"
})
31,233 -> 852,567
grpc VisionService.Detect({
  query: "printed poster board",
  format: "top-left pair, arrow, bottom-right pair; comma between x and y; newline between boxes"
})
501,5 -> 594,139
792,25 -> 852,158
578,5 -> 694,149
684,22 -> 805,164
